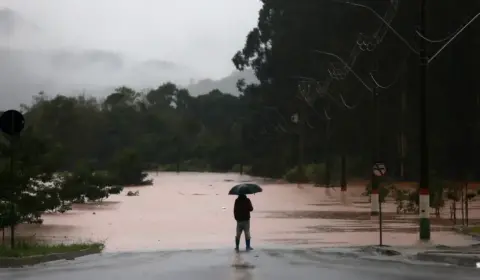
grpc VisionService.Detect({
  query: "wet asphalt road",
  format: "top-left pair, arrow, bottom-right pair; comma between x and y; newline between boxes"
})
1,248 -> 479,280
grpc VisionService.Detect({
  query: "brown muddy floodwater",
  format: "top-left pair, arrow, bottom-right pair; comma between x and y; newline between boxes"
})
5,172 -> 480,252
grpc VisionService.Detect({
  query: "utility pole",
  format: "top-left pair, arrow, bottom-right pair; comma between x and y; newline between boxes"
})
419,0 -> 430,240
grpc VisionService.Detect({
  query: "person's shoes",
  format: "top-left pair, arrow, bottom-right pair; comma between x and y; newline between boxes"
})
246,238 -> 253,251
235,237 -> 240,251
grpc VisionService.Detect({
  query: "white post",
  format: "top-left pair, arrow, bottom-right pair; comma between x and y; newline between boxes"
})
371,189 -> 379,216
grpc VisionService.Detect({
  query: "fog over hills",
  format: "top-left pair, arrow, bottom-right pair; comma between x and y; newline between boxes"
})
0,8 -> 257,109
187,70 -> 257,96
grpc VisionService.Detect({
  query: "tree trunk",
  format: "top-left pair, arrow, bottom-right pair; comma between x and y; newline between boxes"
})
399,90 -> 406,179
461,189 -> 465,225
10,224 -> 15,249
465,183 -> 469,226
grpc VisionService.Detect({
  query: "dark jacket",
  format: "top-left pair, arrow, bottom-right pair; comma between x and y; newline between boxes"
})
234,195 -> 253,221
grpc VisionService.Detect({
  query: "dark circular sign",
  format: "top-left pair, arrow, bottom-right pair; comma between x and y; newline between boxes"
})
372,162 -> 387,177
0,110 -> 25,136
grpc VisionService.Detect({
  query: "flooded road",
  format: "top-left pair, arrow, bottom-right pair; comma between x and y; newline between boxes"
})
8,172 -> 480,252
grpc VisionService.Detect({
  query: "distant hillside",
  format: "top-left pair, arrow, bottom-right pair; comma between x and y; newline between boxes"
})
0,47 -> 198,108
0,8 -> 257,109
0,8 -> 38,38
187,70 -> 258,96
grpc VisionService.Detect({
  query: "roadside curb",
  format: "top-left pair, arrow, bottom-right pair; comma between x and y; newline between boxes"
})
357,245 -> 402,256
415,251 -> 480,267
0,246 -> 103,268
452,225 -> 480,240
354,245 -> 480,268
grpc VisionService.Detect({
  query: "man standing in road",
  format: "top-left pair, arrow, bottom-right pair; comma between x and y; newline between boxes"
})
234,194 -> 254,251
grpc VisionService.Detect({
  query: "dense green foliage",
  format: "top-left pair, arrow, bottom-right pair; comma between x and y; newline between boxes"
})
18,84 -> 247,173
233,0 -> 480,181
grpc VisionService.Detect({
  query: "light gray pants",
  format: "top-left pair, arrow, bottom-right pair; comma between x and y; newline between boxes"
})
236,220 -> 251,239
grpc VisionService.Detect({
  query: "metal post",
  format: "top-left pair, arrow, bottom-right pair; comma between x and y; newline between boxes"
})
376,89 -> 383,246
419,0 -> 430,240
465,183 -> 469,227
8,116 -> 16,249
372,86 -> 383,245
371,87 -> 380,217
461,188 -> 465,225
9,152 -> 15,249
0,110 -> 24,249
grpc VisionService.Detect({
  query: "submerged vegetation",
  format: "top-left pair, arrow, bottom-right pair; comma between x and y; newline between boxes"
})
0,241 -> 103,258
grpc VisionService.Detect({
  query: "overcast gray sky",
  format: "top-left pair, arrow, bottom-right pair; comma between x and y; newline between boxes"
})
0,0 -> 261,79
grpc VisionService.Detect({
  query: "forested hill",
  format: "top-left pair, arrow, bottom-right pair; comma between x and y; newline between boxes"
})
187,70 -> 257,96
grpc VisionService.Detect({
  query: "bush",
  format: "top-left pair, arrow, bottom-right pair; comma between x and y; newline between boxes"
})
345,156 -> 369,178
249,157 -> 287,178
0,241 -> 104,257
230,164 -> 252,174
283,166 -> 309,183
58,167 -> 124,203
363,177 -> 395,203
158,159 -> 212,172
305,163 -> 326,185
109,149 -> 152,186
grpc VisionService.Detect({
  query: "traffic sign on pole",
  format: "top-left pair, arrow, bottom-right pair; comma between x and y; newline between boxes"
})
373,162 -> 387,177
0,110 -> 25,136
0,109 -> 25,249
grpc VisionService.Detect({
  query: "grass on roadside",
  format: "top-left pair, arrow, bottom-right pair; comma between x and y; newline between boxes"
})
0,241 -> 104,258
468,226 -> 480,234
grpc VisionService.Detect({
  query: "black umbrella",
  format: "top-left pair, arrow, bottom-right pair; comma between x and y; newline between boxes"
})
228,183 -> 263,195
